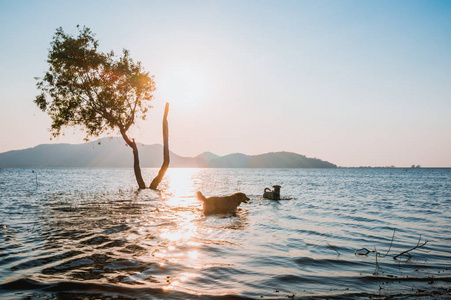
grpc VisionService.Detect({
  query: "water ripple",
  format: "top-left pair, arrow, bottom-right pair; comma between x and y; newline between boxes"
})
0,168 -> 450,299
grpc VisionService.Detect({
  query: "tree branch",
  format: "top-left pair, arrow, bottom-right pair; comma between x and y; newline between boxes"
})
379,229 -> 396,258
393,235 -> 428,260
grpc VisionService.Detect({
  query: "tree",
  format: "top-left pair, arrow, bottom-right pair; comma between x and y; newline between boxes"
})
35,26 -> 161,189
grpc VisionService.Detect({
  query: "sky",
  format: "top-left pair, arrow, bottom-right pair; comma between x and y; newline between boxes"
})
0,0 -> 450,167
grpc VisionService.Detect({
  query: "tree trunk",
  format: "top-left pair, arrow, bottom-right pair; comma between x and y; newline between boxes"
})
120,129 -> 146,189
130,140 -> 147,189
150,102 -> 170,190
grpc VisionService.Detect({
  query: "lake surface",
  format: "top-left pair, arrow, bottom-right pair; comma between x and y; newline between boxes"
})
0,168 -> 450,299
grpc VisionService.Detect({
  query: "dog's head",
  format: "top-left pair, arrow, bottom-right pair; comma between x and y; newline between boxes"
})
196,191 -> 205,201
234,192 -> 250,204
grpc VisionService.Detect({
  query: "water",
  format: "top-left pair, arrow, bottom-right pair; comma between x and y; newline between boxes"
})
0,168 -> 450,299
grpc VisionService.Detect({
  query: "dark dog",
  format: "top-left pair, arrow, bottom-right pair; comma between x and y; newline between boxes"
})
262,185 -> 281,200
196,191 -> 249,215
263,188 -> 277,200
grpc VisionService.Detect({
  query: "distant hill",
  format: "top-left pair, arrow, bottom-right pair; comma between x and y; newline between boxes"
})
195,152 -> 219,162
209,152 -> 336,168
0,137 -> 336,168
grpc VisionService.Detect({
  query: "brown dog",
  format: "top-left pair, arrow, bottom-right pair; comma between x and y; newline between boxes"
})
196,191 -> 249,215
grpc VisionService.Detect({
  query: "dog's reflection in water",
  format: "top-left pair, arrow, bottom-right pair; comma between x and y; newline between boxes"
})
196,191 -> 249,215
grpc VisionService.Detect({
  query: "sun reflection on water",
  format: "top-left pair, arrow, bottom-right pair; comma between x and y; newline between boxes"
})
163,272 -> 198,291
161,168 -> 201,205
153,169 -> 205,289
158,168 -> 203,244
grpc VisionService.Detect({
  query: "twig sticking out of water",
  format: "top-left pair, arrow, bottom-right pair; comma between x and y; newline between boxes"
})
374,246 -> 380,275
355,248 -> 375,256
379,229 -> 396,258
393,235 -> 429,260
327,242 -> 341,256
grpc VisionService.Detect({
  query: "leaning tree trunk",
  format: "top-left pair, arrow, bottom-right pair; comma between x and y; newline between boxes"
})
130,139 -> 147,189
150,102 -> 170,190
120,129 -> 146,189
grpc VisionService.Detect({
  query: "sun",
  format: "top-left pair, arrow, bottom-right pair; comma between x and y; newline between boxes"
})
157,62 -> 214,110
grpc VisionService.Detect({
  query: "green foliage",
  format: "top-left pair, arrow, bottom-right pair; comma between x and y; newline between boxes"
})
35,26 -> 155,140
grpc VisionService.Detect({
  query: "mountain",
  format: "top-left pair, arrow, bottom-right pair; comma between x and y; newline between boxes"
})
208,152 -> 336,168
0,137 -> 336,168
195,152 -> 219,162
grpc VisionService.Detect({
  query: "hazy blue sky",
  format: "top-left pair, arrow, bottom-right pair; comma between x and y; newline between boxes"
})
1,0 -> 450,167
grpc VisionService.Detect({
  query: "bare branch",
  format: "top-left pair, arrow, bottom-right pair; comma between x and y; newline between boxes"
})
327,242 -> 340,256
393,235 -> 428,260
355,248 -> 374,256
379,229 -> 396,258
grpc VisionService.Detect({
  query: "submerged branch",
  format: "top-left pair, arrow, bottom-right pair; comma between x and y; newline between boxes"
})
379,229 -> 396,258
373,246 -> 380,275
393,235 -> 429,260
355,248 -> 374,256
327,242 -> 340,256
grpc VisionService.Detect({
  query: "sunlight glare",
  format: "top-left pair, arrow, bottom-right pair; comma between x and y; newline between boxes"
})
163,272 -> 197,291
158,62 -> 214,109
153,168 -> 206,270
162,168 -> 201,208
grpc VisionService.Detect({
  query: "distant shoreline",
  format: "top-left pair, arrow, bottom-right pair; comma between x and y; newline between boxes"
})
1,166 -> 450,169
339,166 -> 451,169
